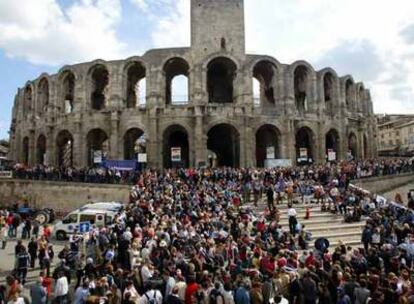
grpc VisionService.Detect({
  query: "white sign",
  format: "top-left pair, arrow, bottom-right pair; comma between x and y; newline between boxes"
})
138,153 -> 147,163
0,171 -> 12,178
299,148 -> 308,158
264,159 -> 292,168
93,150 -> 103,164
171,147 -> 181,162
266,146 -> 275,159
327,149 -> 336,161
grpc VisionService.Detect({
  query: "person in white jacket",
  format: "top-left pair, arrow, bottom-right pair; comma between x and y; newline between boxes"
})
54,272 -> 69,304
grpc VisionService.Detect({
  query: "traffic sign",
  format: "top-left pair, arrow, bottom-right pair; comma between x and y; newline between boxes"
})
79,221 -> 91,233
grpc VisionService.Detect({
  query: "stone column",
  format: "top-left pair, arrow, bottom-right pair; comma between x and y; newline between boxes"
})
73,119 -> 84,168
147,109 -> 160,168
194,113 -> 206,167
28,130 -> 35,166
245,123 -> 255,168
109,111 -> 120,159
46,126 -> 55,166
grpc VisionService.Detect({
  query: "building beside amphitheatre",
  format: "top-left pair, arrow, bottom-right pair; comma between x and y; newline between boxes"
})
8,0 -> 377,169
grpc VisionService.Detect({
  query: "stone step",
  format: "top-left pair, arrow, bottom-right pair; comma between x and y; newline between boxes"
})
299,223 -> 365,233
309,239 -> 362,249
311,230 -> 362,240
278,215 -> 344,226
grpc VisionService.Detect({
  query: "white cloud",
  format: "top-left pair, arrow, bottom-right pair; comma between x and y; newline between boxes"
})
0,0 -> 127,66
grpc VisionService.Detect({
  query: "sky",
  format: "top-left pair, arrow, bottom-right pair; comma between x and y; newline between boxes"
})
1,0 -> 414,140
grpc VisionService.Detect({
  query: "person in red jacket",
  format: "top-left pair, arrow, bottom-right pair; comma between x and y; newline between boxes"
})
185,276 -> 198,304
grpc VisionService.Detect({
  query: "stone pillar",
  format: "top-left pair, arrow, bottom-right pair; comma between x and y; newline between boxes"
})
46,126 -> 55,166
245,124 -> 255,168
147,109 -> 160,168
109,111 -> 120,159
194,113 -> 206,167
284,120 -> 296,164
73,116 -> 84,168
28,130 -> 35,166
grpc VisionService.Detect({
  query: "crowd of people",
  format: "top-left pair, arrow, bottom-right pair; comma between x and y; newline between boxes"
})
0,160 -> 413,303
9,158 -> 414,186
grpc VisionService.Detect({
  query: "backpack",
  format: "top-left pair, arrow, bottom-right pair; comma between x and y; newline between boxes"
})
145,290 -> 157,304
209,289 -> 223,304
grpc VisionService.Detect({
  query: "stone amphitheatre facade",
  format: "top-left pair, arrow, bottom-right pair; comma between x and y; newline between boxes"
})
8,0 -> 377,169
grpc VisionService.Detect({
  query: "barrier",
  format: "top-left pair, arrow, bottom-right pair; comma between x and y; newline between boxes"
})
0,171 -> 12,179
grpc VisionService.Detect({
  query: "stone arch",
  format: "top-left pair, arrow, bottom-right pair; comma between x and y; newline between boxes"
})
207,57 -> 237,103
207,123 -> 240,167
56,130 -> 74,167
60,70 -> 76,113
252,60 -> 278,106
22,136 -> 29,165
163,57 -> 190,105
23,85 -> 33,116
36,134 -> 46,165
295,126 -> 315,165
162,124 -> 190,168
86,128 -> 109,166
125,61 -> 146,108
357,83 -> 365,113
325,129 -> 340,162
88,64 -> 109,110
37,77 -> 49,115
123,128 -> 145,160
348,132 -> 358,159
256,124 -> 281,167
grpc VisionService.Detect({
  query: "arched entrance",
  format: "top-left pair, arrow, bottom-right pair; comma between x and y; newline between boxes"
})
90,65 -> 109,110
163,125 -> 189,168
126,62 -> 146,108
294,65 -> 309,113
348,132 -> 358,160
56,130 -> 73,167
124,128 -> 145,160
36,135 -> 46,165
325,129 -> 339,162
22,137 -> 29,165
207,57 -> 237,103
164,57 -> 189,105
86,129 -> 109,166
207,124 -> 240,167
252,61 -> 277,106
295,127 -> 314,165
256,124 -> 280,167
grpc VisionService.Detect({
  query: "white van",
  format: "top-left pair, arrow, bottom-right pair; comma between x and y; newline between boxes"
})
54,208 -> 116,240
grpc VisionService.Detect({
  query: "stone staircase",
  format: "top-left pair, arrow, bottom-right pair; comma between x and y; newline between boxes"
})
245,200 -> 365,249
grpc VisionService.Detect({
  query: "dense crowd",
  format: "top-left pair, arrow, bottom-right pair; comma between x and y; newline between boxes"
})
10,158 -> 414,186
0,161 -> 413,304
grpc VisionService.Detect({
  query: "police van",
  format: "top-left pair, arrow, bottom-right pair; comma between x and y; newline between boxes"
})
54,208 -> 117,240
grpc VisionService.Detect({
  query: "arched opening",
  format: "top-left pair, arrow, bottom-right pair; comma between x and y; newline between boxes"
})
164,58 -> 189,105
294,66 -> 309,113
345,79 -> 353,110
207,57 -> 237,103
56,130 -> 74,167
37,78 -> 49,115
207,124 -> 240,167
22,137 -> 29,165
87,129 -> 109,166
163,125 -> 189,168
348,132 -> 358,160
325,129 -> 340,162
124,128 -> 145,160
126,62 -> 146,108
90,65 -> 109,110
324,73 -> 334,114
295,127 -> 314,165
253,61 -> 276,106
62,71 -> 75,113
36,135 -> 46,165
23,86 -> 33,116
256,124 -> 280,167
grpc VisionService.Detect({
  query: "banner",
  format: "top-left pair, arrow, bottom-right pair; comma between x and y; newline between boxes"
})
264,159 -> 292,168
266,146 -> 275,159
327,149 -> 336,161
93,150 -> 103,164
171,147 -> 181,162
0,171 -> 12,178
138,153 -> 147,163
299,148 -> 308,158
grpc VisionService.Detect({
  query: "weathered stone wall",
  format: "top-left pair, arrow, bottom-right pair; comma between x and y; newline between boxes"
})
352,173 -> 414,195
0,179 -> 130,212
